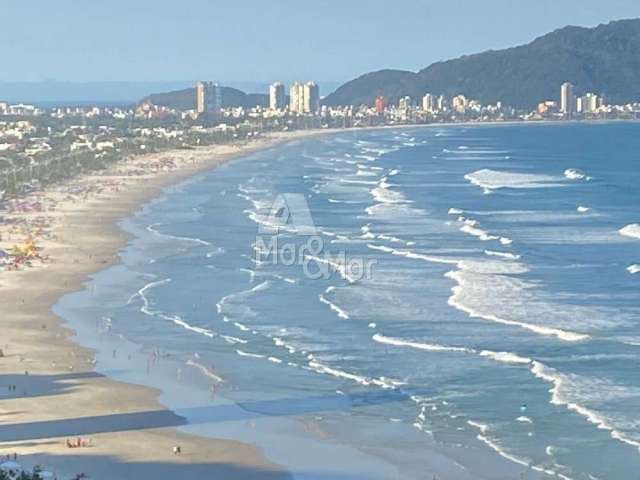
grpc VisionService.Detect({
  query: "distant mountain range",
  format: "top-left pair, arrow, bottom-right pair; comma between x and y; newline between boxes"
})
141,81 -> 342,111
324,19 -> 640,109
0,81 -> 196,105
0,80 -> 341,106
142,86 -> 269,110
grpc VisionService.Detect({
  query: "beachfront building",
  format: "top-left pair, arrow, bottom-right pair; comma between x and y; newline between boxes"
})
452,94 -> 468,113
289,81 -> 319,114
577,93 -> 601,113
269,82 -> 286,110
196,81 -> 223,115
537,101 -> 558,116
289,82 -> 305,113
422,93 -> 435,112
375,96 -> 385,114
560,82 -> 575,117
398,96 -> 412,110
303,82 -> 320,113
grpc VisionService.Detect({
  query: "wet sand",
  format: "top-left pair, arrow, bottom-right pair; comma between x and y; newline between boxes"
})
0,131 -> 330,479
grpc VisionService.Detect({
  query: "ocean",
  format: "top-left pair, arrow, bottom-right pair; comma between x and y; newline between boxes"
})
55,122 -> 640,479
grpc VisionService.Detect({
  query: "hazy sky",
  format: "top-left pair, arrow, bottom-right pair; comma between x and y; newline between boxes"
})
3,0 -> 640,83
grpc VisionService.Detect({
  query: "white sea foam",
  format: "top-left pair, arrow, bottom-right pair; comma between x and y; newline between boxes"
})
355,154 -> 377,162
476,434 -> 532,468
620,224 -> 640,240
368,244 -> 591,341
564,168 -> 590,181
236,349 -> 265,359
577,206 -> 591,213
373,333 -> 474,354
137,278 -> 218,339
465,169 -> 564,193
377,234 -> 406,244
341,178 -> 378,186
370,183 -> 410,205
356,169 -> 379,177
531,361 -> 640,451
446,269 -> 589,342
484,250 -> 521,260
272,336 -> 297,354
467,420 -> 489,434
234,322 -> 250,332
308,360 -> 371,386
186,360 -> 224,383
366,244 -> 459,266
319,290 -> 350,319
169,315 -> 217,338
517,416 -> 533,424
479,350 -> 532,364
371,376 -> 407,389
627,264 -> 640,275
460,224 -> 499,241
375,333 -> 534,370
305,254 -> 358,283
472,425 -> 571,479
456,216 -> 512,245
357,163 -> 383,171
216,280 -> 271,315
146,223 -> 212,246
221,335 -> 247,345
448,208 -> 464,215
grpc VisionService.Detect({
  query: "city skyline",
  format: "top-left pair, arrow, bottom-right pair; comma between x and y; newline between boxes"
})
1,1 -> 640,83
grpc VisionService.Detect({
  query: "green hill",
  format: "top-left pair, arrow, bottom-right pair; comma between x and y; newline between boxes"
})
324,19 -> 640,109
141,86 -> 268,110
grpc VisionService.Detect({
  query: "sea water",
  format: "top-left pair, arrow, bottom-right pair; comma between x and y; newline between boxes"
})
56,122 -> 640,479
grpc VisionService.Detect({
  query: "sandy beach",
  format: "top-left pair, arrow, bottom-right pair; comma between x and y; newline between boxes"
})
0,130 -> 330,479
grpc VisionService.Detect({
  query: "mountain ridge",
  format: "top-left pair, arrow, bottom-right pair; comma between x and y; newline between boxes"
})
141,86 -> 268,110
324,18 -> 640,109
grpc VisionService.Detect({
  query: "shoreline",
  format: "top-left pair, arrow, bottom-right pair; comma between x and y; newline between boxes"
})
0,129 -> 336,479
1,119 -> 631,478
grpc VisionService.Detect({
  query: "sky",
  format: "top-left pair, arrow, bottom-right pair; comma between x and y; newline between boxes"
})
2,0 -> 640,84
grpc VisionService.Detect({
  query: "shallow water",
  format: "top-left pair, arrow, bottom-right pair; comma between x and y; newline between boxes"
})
56,123 -> 640,479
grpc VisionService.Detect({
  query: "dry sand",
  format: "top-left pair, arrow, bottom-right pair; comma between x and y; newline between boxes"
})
0,130 -> 332,479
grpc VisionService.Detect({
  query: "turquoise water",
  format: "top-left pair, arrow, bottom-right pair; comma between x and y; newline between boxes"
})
56,123 -> 640,479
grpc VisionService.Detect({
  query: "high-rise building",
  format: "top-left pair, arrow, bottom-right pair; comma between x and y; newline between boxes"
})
452,95 -> 467,113
196,81 -> 223,115
398,96 -> 412,110
303,82 -> 320,113
577,93 -> 601,114
375,96 -> 385,114
560,82 -> 574,117
585,93 -> 600,113
289,82 -> 305,113
422,93 -> 435,112
269,82 -> 286,110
